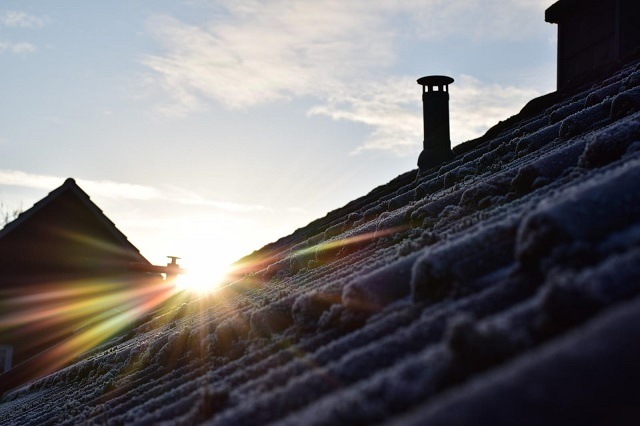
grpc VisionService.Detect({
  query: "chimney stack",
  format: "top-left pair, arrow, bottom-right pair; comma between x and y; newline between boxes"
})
165,256 -> 182,283
417,75 -> 454,172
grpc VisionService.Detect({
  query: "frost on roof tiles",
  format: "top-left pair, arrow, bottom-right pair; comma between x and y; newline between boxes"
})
2,45 -> 640,426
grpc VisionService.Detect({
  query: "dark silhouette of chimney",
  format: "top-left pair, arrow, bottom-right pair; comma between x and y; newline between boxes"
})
165,256 -> 182,283
417,75 -> 455,172
546,0 -> 640,90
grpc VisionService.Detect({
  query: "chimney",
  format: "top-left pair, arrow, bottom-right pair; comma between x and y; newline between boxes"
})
545,0 -> 640,90
165,256 -> 182,283
417,75 -> 455,172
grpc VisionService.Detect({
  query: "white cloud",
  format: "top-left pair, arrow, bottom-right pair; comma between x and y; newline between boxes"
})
79,180 -> 162,201
142,0 -> 552,151
143,1 -> 396,112
0,169 -> 268,212
0,40 -> 35,54
0,170 -> 62,191
0,11 -> 45,54
450,75 -> 540,143
0,11 -> 45,28
308,76 -> 422,156
0,170 -> 160,200
175,195 -> 269,213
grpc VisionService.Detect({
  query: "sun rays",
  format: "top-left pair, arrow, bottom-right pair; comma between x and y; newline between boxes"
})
176,263 -> 229,294
0,217 -> 407,393
0,275 -> 179,387
172,248 -> 237,295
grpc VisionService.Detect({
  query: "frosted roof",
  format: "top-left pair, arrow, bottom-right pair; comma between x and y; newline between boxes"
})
2,56 -> 640,425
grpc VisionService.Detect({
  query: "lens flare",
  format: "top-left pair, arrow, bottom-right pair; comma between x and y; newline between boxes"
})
0,220 -> 408,394
174,253 -> 234,294
0,274 -> 180,391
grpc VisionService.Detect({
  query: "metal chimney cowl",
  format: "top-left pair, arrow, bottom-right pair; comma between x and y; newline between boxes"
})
417,75 -> 455,172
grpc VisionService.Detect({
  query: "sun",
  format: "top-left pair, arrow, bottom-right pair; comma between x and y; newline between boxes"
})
174,251 -> 234,294
161,219 -> 248,294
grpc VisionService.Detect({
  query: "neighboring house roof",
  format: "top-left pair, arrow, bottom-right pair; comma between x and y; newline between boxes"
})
0,177 -> 150,275
2,42 -> 640,426
0,178 -> 159,390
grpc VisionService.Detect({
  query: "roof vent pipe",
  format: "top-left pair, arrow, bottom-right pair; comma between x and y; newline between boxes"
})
417,75 -> 455,172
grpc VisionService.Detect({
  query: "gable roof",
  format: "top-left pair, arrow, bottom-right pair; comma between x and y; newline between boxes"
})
0,177 -> 150,268
2,46 -> 640,426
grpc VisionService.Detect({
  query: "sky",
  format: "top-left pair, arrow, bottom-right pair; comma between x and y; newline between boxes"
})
0,0 -> 557,278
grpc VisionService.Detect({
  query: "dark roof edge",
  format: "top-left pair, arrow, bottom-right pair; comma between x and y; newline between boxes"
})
0,178 -> 151,265
456,47 -> 640,156
453,90 -> 560,157
235,169 -> 418,267
545,0 -> 582,23
0,178 -> 74,239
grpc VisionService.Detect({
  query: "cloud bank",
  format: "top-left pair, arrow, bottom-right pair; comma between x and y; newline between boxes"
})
0,170 -> 266,213
143,0 -> 550,154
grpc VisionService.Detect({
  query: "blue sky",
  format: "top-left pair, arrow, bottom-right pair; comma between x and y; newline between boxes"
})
0,1 -> 557,274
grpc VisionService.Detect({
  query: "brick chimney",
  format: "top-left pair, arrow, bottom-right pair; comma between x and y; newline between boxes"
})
417,75 -> 455,172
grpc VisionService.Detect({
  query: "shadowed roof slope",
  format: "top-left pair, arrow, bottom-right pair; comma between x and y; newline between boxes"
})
2,56 -> 640,426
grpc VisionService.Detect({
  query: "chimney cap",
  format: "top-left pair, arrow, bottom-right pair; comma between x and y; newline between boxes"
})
417,75 -> 454,87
